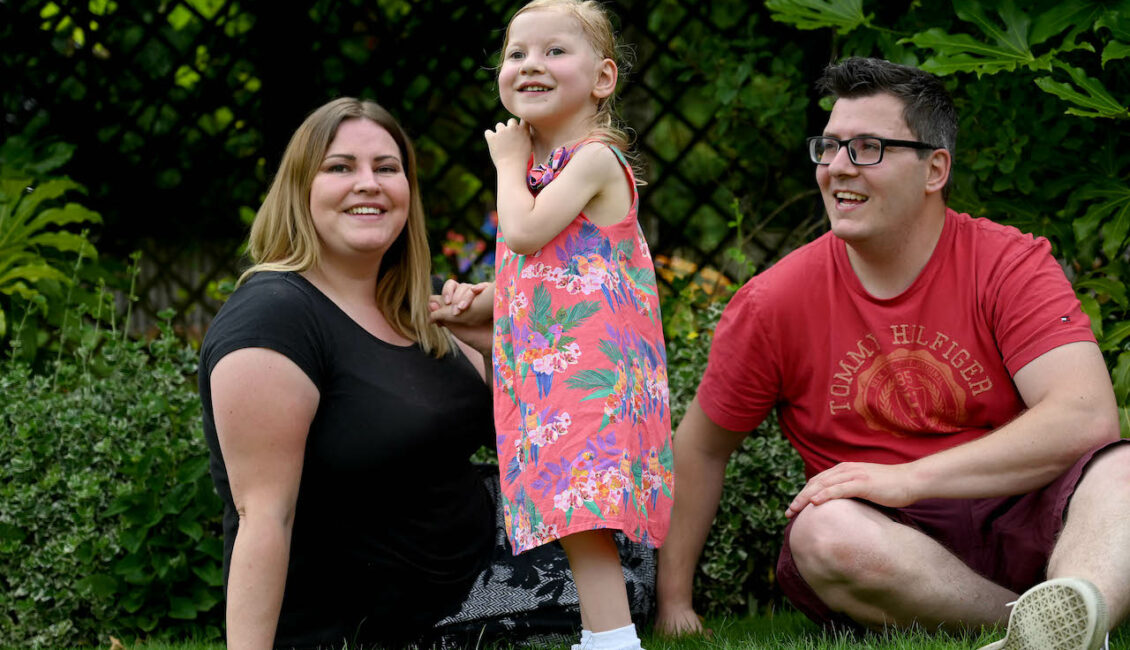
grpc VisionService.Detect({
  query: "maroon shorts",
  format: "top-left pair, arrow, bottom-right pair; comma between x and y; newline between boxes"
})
775,439 -> 1129,629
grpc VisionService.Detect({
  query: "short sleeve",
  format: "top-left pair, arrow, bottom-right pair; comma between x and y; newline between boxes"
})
200,274 -> 326,389
696,279 -> 781,432
986,235 -> 1094,376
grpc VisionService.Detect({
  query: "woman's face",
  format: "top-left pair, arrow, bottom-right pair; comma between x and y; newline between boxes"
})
308,118 -> 411,267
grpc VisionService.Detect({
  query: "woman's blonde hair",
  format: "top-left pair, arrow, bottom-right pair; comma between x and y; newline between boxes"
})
241,97 -> 451,357
502,0 -> 632,152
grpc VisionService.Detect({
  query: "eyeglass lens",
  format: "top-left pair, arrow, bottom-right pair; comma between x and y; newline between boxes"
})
811,137 -> 883,165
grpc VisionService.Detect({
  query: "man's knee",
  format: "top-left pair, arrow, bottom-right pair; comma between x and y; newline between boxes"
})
789,500 -> 894,589
1074,443 -> 1130,500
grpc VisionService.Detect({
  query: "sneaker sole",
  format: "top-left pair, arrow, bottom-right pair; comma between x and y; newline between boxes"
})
978,578 -> 1108,650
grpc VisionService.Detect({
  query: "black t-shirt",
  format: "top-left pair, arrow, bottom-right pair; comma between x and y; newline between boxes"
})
199,271 -> 495,648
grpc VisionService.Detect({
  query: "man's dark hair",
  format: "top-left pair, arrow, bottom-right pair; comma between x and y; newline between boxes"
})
816,57 -> 957,199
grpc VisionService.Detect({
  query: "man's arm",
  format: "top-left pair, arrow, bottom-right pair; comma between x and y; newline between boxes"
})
656,397 -> 752,636
787,340 -> 1119,517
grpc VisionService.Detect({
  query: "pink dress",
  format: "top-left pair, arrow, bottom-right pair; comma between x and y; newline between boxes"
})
492,140 -> 673,554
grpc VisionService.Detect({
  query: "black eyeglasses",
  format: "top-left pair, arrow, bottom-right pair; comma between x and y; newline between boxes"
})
807,136 -> 940,166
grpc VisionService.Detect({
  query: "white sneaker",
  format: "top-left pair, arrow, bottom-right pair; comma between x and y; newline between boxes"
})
978,577 -> 1108,650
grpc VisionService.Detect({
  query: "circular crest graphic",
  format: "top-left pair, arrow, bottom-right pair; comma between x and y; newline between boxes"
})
854,348 -> 967,437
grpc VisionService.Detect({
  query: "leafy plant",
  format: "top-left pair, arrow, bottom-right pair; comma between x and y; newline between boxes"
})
0,293 -> 223,647
665,289 -> 805,614
764,0 -> 1130,433
0,115 -> 105,362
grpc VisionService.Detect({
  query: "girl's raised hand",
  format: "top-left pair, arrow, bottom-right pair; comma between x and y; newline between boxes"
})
484,117 -> 532,168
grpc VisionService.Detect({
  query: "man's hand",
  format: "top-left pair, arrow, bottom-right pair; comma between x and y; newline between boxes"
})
655,602 -> 710,638
785,461 -> 917,519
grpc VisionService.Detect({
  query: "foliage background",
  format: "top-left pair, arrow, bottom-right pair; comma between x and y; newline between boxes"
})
1,0 -> 1128,646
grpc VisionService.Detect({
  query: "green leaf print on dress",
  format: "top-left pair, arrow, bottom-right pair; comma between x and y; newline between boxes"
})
565,324 -> 669,432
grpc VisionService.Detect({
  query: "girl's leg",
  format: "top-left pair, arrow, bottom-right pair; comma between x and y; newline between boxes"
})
559,529 -> 632,631
575,599 -> 592,650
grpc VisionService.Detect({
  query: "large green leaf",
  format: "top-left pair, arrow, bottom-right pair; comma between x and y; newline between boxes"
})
11,178 -> 84,224
0,281 -> 37,300
1096,7 -> 1130,42
908,30 -> 1035,76
0,263 -> 71,287
25,202 -> 102,235
1030,1 -> 1102,47
1103,40 -> 1130,67
903,0 -> 1046,76
27,231 -> 98,257
904,1 -> 1107,76
1113,351 -> 1130,405
906,30 -> 1029,76
1078,293 -> 1103,338
1073,181 -> 1130,256
1101,197 -> 1130,260
1070,180 -> 1130,259
954,0 -> 1031,57
764,0 -> 870,35
1099,320 -> 1130,352
1034,63 -> 1130,119
1076,277 -> 1128,307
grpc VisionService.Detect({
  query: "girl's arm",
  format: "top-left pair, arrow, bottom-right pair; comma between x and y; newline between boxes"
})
485,118 -> 623,254
210,348 -> 320,650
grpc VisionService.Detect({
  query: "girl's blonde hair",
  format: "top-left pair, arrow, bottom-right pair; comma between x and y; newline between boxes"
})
241,97 -> 451,357
503,0 -> 632,152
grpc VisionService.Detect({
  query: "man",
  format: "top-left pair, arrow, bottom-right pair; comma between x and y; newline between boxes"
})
655,57 -> 1129,649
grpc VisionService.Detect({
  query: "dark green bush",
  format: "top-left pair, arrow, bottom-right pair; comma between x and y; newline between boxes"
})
0,309 -> 223,648
665,286 -> 806,616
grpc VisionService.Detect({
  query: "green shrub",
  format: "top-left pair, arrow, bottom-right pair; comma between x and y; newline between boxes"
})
0,307 -> 223,648
664,286 -> 806,616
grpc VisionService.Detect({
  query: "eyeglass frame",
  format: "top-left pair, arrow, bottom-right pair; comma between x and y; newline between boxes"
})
806,135 -> 941,166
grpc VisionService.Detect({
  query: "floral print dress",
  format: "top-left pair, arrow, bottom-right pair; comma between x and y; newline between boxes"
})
492,140 -> 673,554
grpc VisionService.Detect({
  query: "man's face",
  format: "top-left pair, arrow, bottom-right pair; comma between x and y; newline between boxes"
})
816,93 -> 935,250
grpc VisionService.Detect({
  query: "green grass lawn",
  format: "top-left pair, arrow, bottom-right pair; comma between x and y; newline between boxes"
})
640,610 -> 1127,650
123,610 -> 1128,649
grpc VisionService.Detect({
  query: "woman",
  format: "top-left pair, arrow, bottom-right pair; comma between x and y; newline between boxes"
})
199,98 -> 654,649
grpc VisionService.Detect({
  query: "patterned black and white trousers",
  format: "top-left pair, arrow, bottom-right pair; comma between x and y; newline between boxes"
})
426,465 -> 658,647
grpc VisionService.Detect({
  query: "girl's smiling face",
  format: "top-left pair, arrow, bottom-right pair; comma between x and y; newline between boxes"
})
498,7 -> 613,132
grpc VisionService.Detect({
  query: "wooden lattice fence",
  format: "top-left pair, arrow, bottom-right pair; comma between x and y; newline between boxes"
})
3,0 -> 830,336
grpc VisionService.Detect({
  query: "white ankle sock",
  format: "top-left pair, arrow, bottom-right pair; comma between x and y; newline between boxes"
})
589,623 -> 642,650
571,628 -> 592,650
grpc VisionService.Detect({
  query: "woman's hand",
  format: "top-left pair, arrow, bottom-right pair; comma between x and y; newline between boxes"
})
429,280 -> 494,354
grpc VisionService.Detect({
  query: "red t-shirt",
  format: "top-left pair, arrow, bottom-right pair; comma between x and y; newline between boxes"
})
698,209 -> 1094,478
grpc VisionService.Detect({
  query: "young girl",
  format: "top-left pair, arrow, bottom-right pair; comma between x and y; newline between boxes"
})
486,2 -> 673,648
